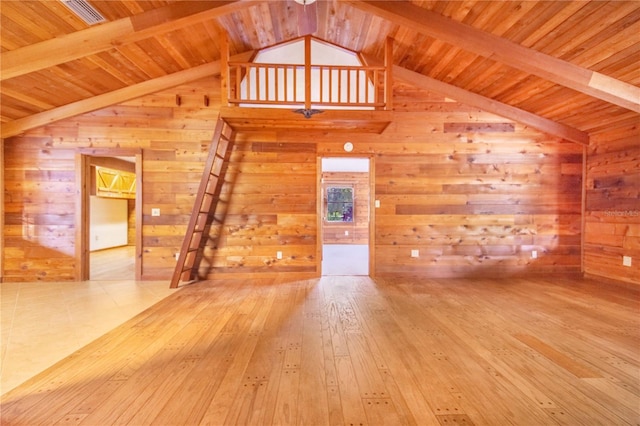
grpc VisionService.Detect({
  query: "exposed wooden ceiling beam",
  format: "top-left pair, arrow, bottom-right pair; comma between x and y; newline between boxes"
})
372,57 -> 589,145
1,51 -> 254,139
347,0 -> 640,113
0,1 -> 249,81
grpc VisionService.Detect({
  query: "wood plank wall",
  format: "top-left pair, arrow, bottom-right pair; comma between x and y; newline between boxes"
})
203,135 -> 318,276
298,113 -> 582,278
584,124 -> 640,284
2,77 -> 586,282
3,77 -> 221,281
127,199 -> 136,246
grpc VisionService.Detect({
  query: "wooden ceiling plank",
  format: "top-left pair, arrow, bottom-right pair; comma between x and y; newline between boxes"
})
0,1 -> 247,81
591,43 -> 640,80
0,87 -> 57,111
0,1 -> 66,44
520,2 -> 589,49
1,62 -> 217,139
549,3 -> 639,64
530,2 -> 608,58
2,51 -> 254,138
1,19 -> 133,81
500,1 -> 562,45
388,61 -> 589,145
346,0 -> 640,113
115,43 -> 168,79
558,10 -> 640,68
453,57 -> 499,90
86,55 -> 141,87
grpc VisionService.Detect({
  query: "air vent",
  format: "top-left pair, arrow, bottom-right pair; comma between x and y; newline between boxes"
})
60,0 -> 106,25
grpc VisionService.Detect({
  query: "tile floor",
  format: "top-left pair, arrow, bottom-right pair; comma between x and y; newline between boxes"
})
1,276 -> 177,395
322,244 -> 369,275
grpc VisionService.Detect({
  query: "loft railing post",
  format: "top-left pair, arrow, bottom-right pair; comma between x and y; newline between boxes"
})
384,36 -> 393,110
305,35 -> 311,110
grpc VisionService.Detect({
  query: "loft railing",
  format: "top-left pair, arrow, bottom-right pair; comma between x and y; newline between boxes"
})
220,35 -> 393,111
227,62 -> 386,108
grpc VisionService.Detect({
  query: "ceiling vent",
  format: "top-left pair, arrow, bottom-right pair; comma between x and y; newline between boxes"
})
60,0 -> 106,25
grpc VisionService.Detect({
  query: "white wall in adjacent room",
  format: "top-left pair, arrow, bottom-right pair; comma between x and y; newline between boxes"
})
90,196 -> 128,251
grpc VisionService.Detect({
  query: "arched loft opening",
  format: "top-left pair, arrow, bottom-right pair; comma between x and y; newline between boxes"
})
225,36 -> 393,111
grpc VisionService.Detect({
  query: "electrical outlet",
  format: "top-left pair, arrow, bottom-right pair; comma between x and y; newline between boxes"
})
531,250 -> 538,259
411,249 -> 419,258
375,200 -> 380,208
623,256 -> 632,267
345,230 -> 349,236
276,251 -> 283,260
151,208 -> 160,217
175,252 -> 180,260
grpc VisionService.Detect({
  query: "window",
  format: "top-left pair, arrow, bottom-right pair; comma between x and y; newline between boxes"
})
326,186 -> 354,222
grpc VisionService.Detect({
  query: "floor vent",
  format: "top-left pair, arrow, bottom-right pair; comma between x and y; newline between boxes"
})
60,0 -> 106,25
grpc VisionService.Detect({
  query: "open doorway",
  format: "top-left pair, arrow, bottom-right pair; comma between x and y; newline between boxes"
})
89,158 -> 136,280
76,150 -> 142,281
319,157 -> 371,275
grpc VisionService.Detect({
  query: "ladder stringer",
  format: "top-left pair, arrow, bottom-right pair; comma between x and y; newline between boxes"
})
170,115 -> 235,288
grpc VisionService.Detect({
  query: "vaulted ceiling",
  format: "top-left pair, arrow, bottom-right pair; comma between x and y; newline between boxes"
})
1,0 -> 639,142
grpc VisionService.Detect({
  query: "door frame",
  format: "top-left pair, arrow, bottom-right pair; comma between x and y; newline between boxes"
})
75,148 -> 143,281
316,155 -> 375,276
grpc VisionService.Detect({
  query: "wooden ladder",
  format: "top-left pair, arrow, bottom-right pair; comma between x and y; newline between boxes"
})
170,115 -> 234,288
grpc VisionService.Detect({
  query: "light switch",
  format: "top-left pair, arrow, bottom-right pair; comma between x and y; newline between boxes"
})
411,249 -> 419,258
151,208 -> 160,217
623,256 -> 632,267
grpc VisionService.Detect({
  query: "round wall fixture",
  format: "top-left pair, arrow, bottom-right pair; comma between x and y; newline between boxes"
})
343,142 -> 354,152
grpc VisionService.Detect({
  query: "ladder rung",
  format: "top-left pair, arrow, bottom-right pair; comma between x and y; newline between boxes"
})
170,116 -> 232,289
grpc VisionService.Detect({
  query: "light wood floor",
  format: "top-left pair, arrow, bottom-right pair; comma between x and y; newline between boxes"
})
1,274 -> 638,425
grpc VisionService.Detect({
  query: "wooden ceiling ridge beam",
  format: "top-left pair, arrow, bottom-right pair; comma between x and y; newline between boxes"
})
347,0 -> 640,113
1,51 -> 254,139
0,0 -> 252,81
361,54 -> 589,145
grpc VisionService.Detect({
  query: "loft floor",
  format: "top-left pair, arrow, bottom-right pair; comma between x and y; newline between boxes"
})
1,274 -> 638,425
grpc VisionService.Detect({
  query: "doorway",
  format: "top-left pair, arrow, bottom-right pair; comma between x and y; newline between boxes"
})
319,157 -> 371,276
75,149 -> 142,281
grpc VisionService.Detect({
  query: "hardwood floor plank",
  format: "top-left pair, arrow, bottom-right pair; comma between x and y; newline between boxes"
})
582,378 -> 640,422
127,285 -> 257,424
76,285 -> 251,425
334,355 -> 369,425
297,282 -> 330,426
320,294 -> 345,426
152,332 -> 242,425
1,275 -> 638,426
362,397 -> 404,425
356,302 -> 443,424
1,285 -> 213,424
